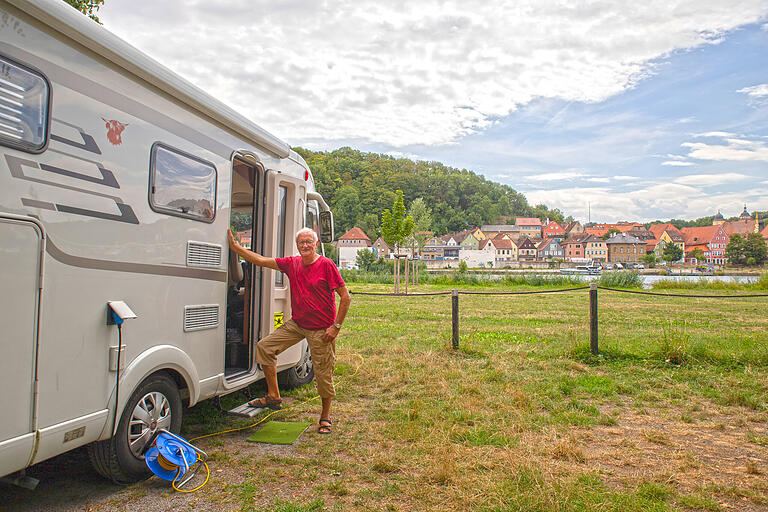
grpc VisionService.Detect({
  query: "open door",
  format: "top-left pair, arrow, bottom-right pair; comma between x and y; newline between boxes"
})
260,171 -> 306,370
225,159 -> 262,379
0,216 -> 43,477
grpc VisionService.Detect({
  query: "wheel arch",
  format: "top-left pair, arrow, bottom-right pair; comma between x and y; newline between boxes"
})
100,345 -> 200,438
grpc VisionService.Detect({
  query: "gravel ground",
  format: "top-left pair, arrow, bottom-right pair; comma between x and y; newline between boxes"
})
1,430 -> 304,512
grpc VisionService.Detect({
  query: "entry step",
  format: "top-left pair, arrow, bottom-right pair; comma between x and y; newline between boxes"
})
228,401 -> 267,417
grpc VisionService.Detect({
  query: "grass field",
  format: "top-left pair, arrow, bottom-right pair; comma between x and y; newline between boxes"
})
177,282 -> 768,512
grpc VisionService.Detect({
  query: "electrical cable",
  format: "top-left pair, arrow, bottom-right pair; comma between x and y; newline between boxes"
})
169,352 -> 364,493
112,322 -> 122,437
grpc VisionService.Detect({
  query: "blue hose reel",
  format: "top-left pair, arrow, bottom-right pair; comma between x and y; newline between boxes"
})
145,430 -> 208,490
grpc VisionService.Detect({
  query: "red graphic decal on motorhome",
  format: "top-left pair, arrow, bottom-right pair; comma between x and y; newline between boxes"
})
102,118 -> 128,145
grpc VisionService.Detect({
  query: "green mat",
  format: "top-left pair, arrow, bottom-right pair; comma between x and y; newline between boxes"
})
247,421 -> 312,445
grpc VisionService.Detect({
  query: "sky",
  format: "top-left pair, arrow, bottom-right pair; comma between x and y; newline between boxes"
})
99,0 -> 768,224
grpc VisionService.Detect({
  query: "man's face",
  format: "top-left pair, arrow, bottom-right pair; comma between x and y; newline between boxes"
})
296,233 -> 317,257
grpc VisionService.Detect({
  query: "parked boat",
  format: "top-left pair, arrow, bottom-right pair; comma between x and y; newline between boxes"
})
561,265 -> 602,275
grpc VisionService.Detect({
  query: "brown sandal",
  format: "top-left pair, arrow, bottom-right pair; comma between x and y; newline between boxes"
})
248,396 -> 282,410
318,419 -> 332,434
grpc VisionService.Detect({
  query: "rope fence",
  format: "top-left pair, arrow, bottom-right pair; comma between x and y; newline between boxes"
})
349,284 -> 768,354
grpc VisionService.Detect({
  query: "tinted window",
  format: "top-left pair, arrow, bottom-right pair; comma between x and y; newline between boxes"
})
150,143 -> 216,222
0,56 -> 49,152
275,185 -> 287,286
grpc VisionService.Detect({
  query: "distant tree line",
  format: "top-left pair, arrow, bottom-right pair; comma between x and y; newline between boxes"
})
295,147 -> 569,239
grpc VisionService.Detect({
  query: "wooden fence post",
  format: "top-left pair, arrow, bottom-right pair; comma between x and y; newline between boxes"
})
451,289 -> 459,349
589,283 -> 598,355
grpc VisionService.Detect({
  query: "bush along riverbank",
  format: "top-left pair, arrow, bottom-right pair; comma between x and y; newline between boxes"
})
342,267 -> 768,291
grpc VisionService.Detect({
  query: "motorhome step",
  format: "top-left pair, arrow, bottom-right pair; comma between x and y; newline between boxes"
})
228,401 -> 268,417
1,471 -> 39,490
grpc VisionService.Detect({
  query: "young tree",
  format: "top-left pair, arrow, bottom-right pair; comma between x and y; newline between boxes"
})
381,190 -> 414,293
63,0 -> 104,23
726,234 -> 746,265
381,190 -> 414,253
662,243 -> 683,265
355,248 -> 376,271
641,253 -> 657,268
690,248 -> 705,263
406,197 -> 433,284
745,233 -> 768,265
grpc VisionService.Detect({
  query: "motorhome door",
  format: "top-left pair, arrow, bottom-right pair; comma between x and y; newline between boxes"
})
225,159 -> 262,379
261,172 -> 306,366
0,217 -> 43,476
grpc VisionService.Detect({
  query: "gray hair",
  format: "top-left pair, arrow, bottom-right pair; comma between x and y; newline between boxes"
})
296,227 -> 318,243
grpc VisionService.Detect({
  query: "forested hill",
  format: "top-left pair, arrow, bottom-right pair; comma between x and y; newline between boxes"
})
295,147 -> 569,238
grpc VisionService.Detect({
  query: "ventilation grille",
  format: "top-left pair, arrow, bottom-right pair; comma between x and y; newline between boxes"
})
184,305 -> 219,332
187,241 -> 222,267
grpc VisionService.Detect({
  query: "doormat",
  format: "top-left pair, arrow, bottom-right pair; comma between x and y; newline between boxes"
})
247,421 -> 312,445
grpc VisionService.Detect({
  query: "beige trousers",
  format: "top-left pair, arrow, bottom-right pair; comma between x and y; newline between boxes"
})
254,318 -> 336,398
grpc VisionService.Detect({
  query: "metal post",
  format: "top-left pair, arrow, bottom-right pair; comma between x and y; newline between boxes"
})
451,289 -> 459,349
589,283 -> 598,355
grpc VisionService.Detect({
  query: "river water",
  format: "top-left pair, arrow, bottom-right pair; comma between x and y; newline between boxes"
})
598,274 -> 758,289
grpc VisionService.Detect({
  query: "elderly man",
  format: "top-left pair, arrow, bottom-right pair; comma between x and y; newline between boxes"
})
227,227 -> 350,434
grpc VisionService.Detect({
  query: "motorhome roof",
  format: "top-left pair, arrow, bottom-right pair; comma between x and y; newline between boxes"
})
10,0 -> 292,159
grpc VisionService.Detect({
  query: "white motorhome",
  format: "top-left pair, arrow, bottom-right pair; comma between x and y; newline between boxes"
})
0,0 -> 335,484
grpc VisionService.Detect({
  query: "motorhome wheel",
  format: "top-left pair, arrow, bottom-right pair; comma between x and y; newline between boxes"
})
88,374 -> 182,484
278,340 -> 314,388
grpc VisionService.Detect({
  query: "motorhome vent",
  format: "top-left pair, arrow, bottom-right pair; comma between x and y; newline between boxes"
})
184,305 -> 219,332
187,241 -> 222,267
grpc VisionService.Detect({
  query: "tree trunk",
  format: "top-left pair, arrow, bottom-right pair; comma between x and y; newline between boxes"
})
404,256 -> 409,294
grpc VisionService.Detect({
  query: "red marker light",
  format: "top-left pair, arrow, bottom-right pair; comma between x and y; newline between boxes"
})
304,170 -> 309,181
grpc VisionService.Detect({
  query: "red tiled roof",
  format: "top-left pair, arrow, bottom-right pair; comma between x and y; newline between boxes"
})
479,239 -> 494,250
648,223 -> 684,242
515,217 -> 542,226
491,238 -> 514,249
721,220 -> 759,236
339,227 -> 371,241
681,226 -> 722,244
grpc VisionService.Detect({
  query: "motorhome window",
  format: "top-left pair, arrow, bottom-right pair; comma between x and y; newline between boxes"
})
275,185 -> 287,286
149,143 -> 217,222
0,56 -> 50,153
306,200 -> 319,237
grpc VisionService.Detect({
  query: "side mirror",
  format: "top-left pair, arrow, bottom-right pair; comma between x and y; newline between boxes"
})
319,210 -> 334,243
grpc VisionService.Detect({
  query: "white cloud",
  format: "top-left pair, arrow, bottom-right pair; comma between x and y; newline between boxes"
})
662,161 -> 695,166
738,84 -> 768,97
525,182 -> 768,223
527,171 -> 588,182
100,0 -> 768,147
384,150 -> 421,160
612,175 -> 637,181
682,137 -> 768,161
694,131 -> 735,138
672,173 -> 751,185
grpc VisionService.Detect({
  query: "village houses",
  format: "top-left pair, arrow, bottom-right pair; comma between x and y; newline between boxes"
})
335,205 -> 764,269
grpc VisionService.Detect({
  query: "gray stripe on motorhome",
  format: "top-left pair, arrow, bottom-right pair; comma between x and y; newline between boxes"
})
46,237 -> 227,282
0,42 -> 234,160
21,198 -> 56,210
5,154 -> 124,202
48,148 -> 106,167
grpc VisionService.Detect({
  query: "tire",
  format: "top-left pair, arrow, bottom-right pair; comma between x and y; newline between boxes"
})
277,339 -> 315,388
88,373 -> 182,484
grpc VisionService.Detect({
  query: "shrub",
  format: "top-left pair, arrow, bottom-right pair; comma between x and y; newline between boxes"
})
597,270 -> 642,288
